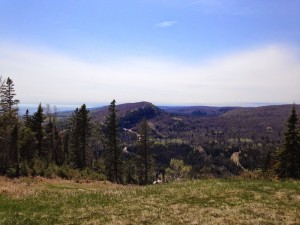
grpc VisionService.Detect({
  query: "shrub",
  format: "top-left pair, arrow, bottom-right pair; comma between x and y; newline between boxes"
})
32,158 -> 46,176
166,159 -> 191,181
19,161 -> 32,176
44,164 -> 59,178
6,167 -> 17,178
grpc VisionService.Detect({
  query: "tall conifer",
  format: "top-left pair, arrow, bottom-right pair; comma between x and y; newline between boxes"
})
103,100 -> 123,183
137,118 -> 154,184
31,103 -> 45,157
277,104 -> 300,178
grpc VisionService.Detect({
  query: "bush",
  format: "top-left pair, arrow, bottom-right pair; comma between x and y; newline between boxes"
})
44,164 -> 59,178
19,161 -> 32,176
58,165 -> 80,180
80,167 -> 106,181
32,159 -> 46,176
166,159 -> 191,181
6,167 -> 17,178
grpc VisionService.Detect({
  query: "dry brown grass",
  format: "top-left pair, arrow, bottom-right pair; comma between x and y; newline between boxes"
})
0,177 -> 300,225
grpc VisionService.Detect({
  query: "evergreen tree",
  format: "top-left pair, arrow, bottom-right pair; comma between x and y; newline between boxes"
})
53,126 -> 64,165
136,118 -> 154,184
23,109 -> 31,127
0,77 -> 19,173
31,103 -> 45,157
9,124 -> 20,176
277,104 -> 300,178
76,104 -> 91,168
0,77 -> 19,118
19,125 -> 36,163
45,118 -> 55,162
69,104 -> 91,168
69,108 -> 79,165
103,100 -> 123,183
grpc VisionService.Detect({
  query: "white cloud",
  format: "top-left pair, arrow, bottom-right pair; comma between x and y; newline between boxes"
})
156,20 -> 177,28
0,43 -> 299,106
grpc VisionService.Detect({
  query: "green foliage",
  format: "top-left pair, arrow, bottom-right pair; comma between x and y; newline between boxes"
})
58,164 -> 81,179
103,100 -> 123,183
6,167 -> 17,178
19,125 -> 36,163
276,104 -> 300,178
57,165 -> 106,181
166,159 -> 191,180
136,118 -> 155,184
69,104 -> 91,169
0,77 -> 19,117
32,158 -> 47,176
119,103 -> 161,128
19,160 -> 32,176
0,77 -> 19,174
44,163 -> 60,178
31,103 -> 45,157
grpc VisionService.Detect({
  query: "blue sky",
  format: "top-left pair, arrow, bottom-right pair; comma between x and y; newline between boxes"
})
1,0 -> 300,107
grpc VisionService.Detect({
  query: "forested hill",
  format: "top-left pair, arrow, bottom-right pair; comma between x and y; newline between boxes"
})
160,105 -> 238,116
58,102 -> 299,139
90,101 -> 163,120
90,101 -> 163,128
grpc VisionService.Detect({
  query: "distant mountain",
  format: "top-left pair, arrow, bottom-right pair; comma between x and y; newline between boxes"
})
90,101 -> 164,128
160,106 -> 238,117
56,102 -> 299,143
150,104 -> 300,144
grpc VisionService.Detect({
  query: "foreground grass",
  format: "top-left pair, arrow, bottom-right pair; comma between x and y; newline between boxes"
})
0,177 -> 299,224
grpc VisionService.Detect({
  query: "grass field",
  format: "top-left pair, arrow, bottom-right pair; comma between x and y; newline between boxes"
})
0,176 -> 299,225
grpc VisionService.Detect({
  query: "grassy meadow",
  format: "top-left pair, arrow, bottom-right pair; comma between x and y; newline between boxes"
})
0,176 -> 299,225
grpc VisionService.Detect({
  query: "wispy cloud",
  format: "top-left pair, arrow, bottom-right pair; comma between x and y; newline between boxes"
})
156,20 -> 177,28
0,43 -> 299,106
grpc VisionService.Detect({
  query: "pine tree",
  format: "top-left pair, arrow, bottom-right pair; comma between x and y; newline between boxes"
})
137,118 -> 154,184
103,100 -> 123,183
277,104 -> 300,178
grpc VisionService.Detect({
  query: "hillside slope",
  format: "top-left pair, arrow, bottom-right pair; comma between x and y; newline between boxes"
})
90,101 -> 164,128
1,177 -> 299,225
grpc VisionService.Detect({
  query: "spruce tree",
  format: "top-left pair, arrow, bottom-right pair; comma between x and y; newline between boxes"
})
137,118 -> 154,184
0,77 -> 19,173
0,77 -> 19,118
31,103 -> 45,157
277,104 -> 300,178
23,109 -> 31,127
69,104 -> 91,168
103,100 -> 123,183
76,104 -> 91,168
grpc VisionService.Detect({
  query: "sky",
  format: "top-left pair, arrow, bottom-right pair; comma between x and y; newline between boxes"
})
0,0 -> 300,107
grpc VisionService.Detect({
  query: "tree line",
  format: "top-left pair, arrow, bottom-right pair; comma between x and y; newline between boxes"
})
0,77 -> 157,184
0,76 -> 299,182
